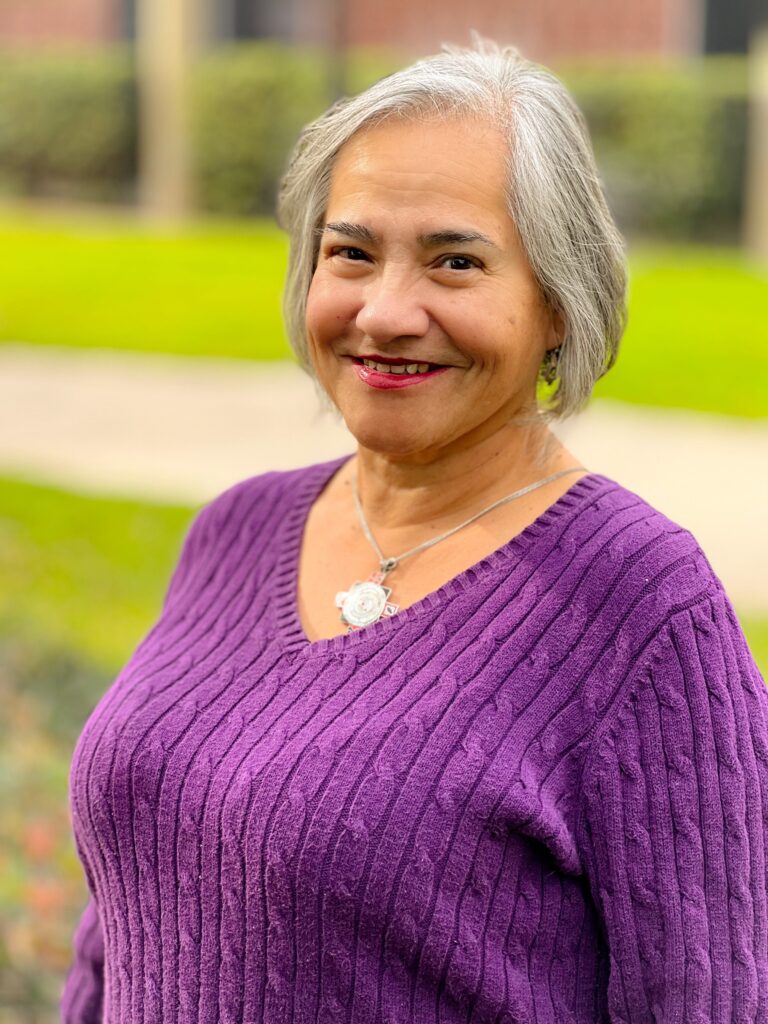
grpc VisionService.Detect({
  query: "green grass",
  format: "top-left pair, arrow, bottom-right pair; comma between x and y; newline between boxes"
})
740,614 -> 768,681
0,475 -> 197,672
0,206 -> 766,418
0,205 -> 292,361
593,245 -> 768,418
1,474 -> 766,683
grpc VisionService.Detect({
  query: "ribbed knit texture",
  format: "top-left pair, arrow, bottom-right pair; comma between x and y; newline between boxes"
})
60,454 -> 768,1023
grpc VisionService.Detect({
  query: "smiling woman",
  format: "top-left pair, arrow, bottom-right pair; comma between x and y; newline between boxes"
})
304,116 -> 563,466
61,38 -> 768,1024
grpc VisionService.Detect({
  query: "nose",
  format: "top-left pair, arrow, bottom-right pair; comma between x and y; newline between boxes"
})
355,272 -> 430,343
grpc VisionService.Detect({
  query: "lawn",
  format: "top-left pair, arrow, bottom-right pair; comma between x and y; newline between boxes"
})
1,205 -> 766,418
600,246 -> 768,418
0,205 -> 290,360
0,476 -> 192,675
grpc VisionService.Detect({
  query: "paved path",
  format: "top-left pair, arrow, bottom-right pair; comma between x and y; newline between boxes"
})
1,342 -> 766,612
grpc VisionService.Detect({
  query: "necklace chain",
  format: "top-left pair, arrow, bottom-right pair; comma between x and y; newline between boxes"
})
352,466 -> 590,580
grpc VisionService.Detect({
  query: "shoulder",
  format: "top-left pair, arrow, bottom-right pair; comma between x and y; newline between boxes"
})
522,471 -> 734,693
573,479 -> 765,806
570,471 -> 726,619
186,454 -> 351,546
161,455 -> 351,609
569,473 -> 767,728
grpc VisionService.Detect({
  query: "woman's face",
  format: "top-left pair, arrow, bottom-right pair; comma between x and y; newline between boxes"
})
305,115 -> 561,460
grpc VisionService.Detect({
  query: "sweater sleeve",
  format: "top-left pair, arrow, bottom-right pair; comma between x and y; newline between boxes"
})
577,589 -> 768,1023
58,508 -> 215,1022
57,510 -> 214,1022
60,896 -> 104,1024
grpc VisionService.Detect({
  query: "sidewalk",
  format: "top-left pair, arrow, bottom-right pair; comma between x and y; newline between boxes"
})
1,342 -> 766,612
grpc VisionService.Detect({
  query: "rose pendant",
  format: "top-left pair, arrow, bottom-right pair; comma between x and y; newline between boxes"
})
335,569 -> 399,631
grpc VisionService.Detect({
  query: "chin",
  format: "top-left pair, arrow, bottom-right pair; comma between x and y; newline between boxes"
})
341,414 -> 436,458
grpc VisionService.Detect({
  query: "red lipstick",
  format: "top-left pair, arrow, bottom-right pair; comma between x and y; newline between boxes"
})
352,361 -> 450,390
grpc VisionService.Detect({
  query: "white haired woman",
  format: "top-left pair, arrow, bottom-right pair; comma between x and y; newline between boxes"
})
62,40 -> 767,1024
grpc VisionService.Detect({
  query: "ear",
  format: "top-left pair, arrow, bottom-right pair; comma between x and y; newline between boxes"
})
546,308 -> 565,349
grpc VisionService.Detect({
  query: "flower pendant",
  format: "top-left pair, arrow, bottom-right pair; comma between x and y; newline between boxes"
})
335,569 -> 399,632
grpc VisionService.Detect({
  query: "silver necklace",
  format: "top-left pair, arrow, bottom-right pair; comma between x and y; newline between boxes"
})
334,466 -> 589,631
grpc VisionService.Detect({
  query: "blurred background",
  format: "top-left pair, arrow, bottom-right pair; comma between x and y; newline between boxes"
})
0,0 -> 767,1019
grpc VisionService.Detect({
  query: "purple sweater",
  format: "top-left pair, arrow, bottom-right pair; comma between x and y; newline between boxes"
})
61,455 -> 768,1023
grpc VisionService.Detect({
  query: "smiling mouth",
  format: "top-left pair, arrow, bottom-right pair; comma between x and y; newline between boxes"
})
352,357 -> 446,375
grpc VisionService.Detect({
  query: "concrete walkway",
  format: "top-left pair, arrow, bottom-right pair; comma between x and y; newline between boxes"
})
1,342 -> 766,613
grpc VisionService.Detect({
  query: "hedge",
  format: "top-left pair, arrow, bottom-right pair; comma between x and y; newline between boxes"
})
560,57 -> 749,241
0,43 -> 750,240
0,47 -> 137,202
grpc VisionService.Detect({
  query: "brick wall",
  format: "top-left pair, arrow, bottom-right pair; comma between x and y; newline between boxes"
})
0,0 -> 703,57
0,0 -> 122,47
302,0 -> 702,59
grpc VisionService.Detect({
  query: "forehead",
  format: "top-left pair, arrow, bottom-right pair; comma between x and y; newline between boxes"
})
326,115 -> 513,236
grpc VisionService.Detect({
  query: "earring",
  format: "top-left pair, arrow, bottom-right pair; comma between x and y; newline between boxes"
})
541,344 -> 562,385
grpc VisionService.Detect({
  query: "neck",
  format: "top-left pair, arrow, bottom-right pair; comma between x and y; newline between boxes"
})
348,417 -> 580,534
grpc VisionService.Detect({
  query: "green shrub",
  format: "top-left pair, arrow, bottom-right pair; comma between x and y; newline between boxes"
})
0,46 -> 137,201
561,57 -> 749,241
0,45 -> 751,240
189,44 -> 407,215
190,43 -> 330,216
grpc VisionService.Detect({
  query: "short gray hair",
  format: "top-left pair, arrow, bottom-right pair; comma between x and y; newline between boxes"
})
277,37 -> 628,421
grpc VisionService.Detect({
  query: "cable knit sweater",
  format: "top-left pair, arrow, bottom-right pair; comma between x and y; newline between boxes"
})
61,454 -> 768,1024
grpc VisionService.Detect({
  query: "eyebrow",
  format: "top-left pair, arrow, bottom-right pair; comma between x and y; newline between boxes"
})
322,221 -> 500,251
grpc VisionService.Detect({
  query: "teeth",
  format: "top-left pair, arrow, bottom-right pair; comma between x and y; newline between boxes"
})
361,358 -> 435,374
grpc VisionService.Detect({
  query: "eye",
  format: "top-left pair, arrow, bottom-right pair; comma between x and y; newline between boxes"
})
331,246 -> 371,262
437,254 -> 482,272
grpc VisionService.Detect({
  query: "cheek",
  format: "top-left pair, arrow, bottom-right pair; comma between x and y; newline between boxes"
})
436,301 -> 510,370
304,278 -> 331,345
305,273 -> 358,346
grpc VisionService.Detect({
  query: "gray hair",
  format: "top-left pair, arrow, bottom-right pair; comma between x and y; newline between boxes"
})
277,37 -> 628,422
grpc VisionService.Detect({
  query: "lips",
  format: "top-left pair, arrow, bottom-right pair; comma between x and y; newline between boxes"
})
352,358 -> 451,390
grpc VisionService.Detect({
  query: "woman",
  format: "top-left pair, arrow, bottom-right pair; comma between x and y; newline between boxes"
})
62,40 -> 767,1023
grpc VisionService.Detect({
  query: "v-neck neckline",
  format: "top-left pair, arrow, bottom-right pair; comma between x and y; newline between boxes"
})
270,453 -> 607,658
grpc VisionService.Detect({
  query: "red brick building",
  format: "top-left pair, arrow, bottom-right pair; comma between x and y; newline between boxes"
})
297,0 -> 703,60
0,0 -> 125,47
0,0 -> 760,58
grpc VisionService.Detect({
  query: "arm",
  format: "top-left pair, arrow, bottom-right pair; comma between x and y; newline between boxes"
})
59,483 -> 250,1021
577,590 -> 768,1023
60,896 -> 104,1024
57,510 -> 215,1020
